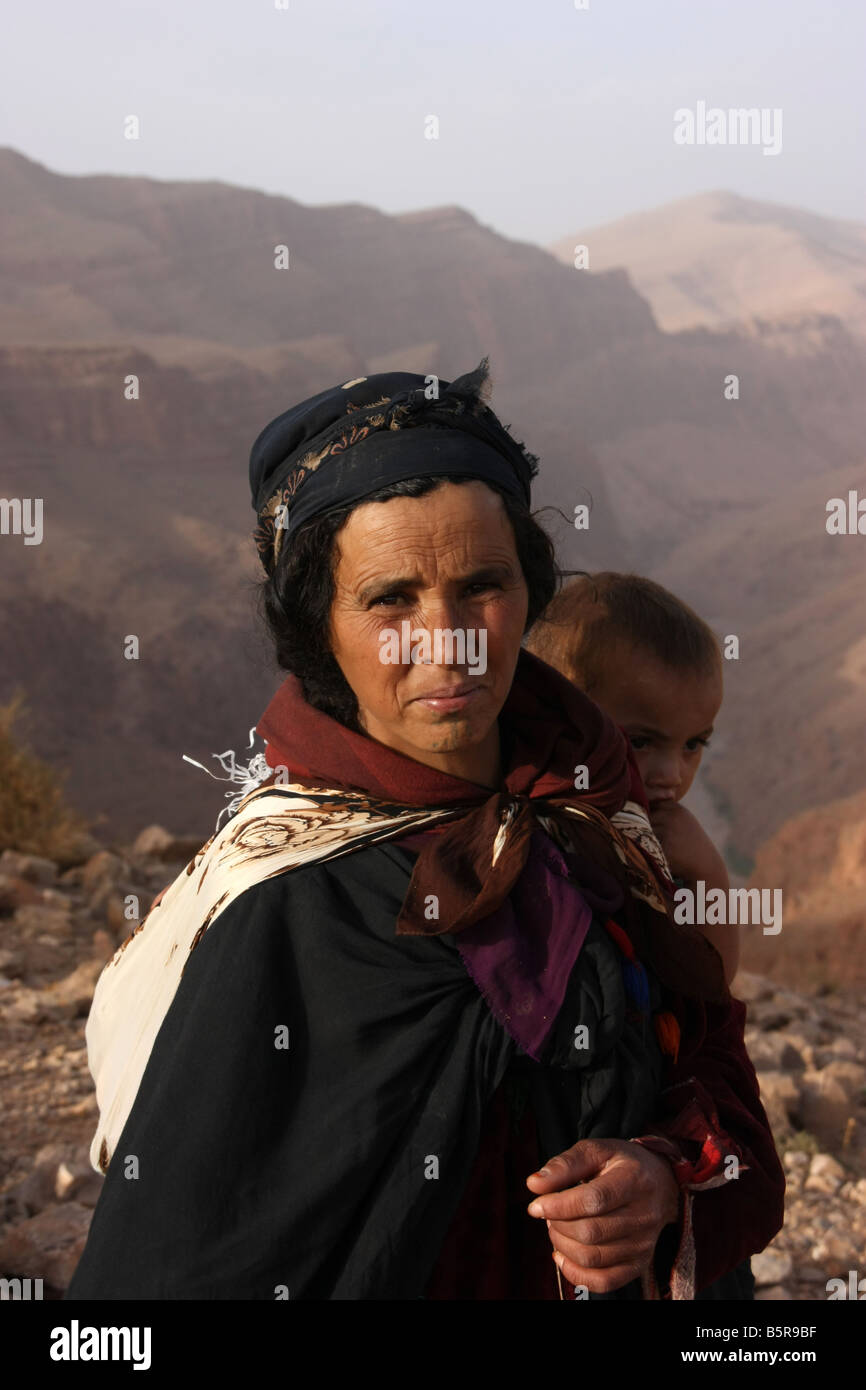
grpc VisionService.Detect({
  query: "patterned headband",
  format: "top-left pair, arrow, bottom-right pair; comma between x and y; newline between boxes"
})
249,361 -> 539,575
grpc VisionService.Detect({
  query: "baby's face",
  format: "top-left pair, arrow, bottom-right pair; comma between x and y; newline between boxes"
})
588,645 -> 722,809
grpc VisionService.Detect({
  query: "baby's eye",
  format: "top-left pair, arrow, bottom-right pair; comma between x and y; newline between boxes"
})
685,736 -> 711,752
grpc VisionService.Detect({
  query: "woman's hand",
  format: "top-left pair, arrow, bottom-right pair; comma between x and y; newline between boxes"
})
526,1138 -> 680,1292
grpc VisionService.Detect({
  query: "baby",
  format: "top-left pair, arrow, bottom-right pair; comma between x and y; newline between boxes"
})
526,571 -> 738,984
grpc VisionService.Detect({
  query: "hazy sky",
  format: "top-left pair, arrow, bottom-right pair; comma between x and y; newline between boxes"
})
2,0 -> 863,244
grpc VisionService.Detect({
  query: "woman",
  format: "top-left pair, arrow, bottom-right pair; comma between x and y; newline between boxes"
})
67,360 -> 784,1300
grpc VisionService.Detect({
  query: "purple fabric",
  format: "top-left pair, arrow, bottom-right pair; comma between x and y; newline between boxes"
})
454,827 -> 593,1060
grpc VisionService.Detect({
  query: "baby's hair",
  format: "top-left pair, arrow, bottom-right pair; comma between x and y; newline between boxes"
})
526,571 -> 721,695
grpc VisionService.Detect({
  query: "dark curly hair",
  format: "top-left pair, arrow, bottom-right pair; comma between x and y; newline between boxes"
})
257,474 -> 560,729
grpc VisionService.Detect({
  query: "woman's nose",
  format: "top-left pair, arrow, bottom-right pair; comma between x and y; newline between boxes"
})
417,596 -> 473,638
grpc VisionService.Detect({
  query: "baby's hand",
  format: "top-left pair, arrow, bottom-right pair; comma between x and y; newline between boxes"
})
649,802 -> 723,886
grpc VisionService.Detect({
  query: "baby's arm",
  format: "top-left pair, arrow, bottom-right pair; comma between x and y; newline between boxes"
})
649,802 -> 739,985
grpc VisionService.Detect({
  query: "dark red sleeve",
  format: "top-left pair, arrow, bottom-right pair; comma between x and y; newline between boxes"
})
632,994 -> 786,1297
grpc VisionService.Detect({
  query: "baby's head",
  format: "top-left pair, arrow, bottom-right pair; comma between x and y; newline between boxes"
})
526,572 -> 722,810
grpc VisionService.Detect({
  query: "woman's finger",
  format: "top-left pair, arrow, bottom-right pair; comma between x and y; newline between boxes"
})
547,1206 -> 658,1248
547,1223 -> 656,1270
526,1137 -> 625,1194
552,1249 -> 644,1295
527,1170 -> 634,1223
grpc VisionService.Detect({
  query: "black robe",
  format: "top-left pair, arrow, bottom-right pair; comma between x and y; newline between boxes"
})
65,839 -> 752,1300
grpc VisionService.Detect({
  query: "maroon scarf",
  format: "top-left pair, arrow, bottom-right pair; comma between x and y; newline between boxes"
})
257,647 -> 647,930
258,646 -> 637,809
256,646 -> 728,1007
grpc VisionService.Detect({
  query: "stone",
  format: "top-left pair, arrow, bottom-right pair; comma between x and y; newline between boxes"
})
131,827 -> 202,863
750,1004 -> 794,1031
755,1284 -> 792,1300
87,879 -> 118,918
804,1153 -> 846,1194
818,1060 -> 866,1103
54,1158 -> 104,1208
782,1149 -> 809,1192
798,1071 -> 852,1148
0,1191 -> 29,1227
131,824 -> 175,858
784,1031 -> 817,1068
40,888 -> 72,910
0,873 -> 19,913
0,874 -> 42,912
12,904 -> 74,938
0,947 -> 23,978
786,1017 -> 825,1045
756,1070 -> 800,1133
130,824 -> 202,861
91,928 -> 115,960
810,1233 -> 860,1265
752,1249 -> 793,1285
41,959 -> 105,1017
0,850 -> 57,884
818,1036 -> 858,1062
104,893 -> 128,933
745,1032 -> 806,1073
79,849 -> 127,892
771,987 -> 811,1017
0,1202 -> 92,1290
2,987 -> 50,1024
783,1150 -> 809,1171
2,1144 -> 69,1215
56,831 -> 103,867
103,884 -> 150,934
62,1094 -> 97,1118
732,971 -> 775,1003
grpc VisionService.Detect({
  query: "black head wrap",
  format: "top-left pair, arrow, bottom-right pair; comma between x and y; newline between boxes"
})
249,357 -> 538,574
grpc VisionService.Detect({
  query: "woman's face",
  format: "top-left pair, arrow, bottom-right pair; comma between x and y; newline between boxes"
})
328,480 -> 529,786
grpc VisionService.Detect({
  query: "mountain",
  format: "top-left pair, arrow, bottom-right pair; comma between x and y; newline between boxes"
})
1,149 -> 864,862
548,190 -> 866,337
739,789 -> 866,993
0,148 -> 652,367
655,448 -> 866,862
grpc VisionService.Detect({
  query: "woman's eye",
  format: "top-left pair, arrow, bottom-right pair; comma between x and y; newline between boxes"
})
628,735 -> 650,750
369,583 -> 500,607
369,593 -> 406,608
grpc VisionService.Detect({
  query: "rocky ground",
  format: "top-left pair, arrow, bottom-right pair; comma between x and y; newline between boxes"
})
0,835 -> 864,1300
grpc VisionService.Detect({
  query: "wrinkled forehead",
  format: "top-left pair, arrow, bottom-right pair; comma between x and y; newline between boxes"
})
333,480 -> 521,582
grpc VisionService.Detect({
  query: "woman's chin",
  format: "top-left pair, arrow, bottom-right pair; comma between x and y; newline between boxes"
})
396,705 -> 499,758
407,719 -> 488,754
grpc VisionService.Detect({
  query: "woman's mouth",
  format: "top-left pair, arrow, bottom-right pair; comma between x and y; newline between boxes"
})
412,682 -> 485,713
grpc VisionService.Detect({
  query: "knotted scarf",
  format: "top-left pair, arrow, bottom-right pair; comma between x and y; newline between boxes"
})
257,647 -> 729,1003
